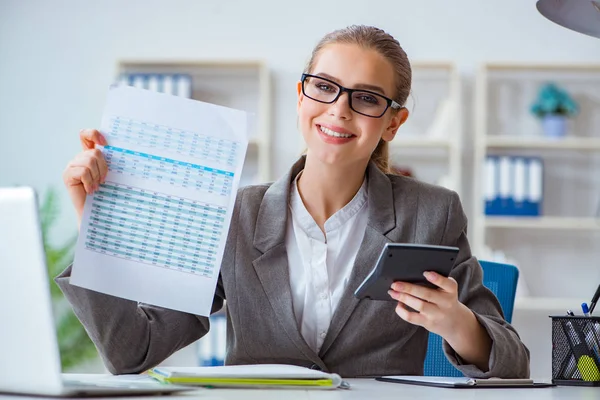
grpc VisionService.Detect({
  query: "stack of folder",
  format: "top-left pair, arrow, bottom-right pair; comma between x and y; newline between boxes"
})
148,364 -> 347,389
197,314 -> 226,366
484,155 -> 544,216
117,73 -> 192,98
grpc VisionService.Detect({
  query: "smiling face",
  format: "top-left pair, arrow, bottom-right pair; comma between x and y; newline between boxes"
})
297,43 -> 408,169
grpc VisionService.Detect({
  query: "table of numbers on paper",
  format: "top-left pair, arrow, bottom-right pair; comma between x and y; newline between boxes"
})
71,85 -> 249,315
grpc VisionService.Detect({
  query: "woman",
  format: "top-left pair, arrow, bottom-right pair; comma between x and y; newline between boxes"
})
59,25 -> 530,378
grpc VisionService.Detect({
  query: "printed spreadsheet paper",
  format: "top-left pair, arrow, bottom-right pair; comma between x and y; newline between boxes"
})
71,85 -> 249,316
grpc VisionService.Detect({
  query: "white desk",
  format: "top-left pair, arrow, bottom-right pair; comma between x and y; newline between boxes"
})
1,378 -> 597,399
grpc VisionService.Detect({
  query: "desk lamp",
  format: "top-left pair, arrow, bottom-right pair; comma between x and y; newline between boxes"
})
537,0 -> 600,38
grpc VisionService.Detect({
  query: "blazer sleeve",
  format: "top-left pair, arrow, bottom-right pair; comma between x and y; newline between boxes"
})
53,187 -> 245,375
55,266 -> 224,375
440,191 -> 530,378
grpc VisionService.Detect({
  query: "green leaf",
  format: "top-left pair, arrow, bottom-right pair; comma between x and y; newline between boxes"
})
57,311 -> 98,370
40,187 -> 98,370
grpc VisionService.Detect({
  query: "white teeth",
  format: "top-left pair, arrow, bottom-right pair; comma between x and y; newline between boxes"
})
319,125 -> 353,138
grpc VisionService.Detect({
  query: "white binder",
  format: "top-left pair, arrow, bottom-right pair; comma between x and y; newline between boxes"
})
513,157 -> 527,208
162,75 -> 175,95
147,75 -> 160,92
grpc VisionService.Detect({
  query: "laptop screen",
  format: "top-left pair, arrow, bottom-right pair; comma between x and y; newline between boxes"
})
0,187 -> 64,395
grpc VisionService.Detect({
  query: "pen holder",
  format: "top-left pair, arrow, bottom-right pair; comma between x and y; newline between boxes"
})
550,316 -> 600,386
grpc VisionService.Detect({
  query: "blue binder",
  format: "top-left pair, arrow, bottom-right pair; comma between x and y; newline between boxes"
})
484,155 -> 543,217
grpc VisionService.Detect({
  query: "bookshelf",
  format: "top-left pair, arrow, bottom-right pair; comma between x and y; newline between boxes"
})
472,62 -> 600,307
388,62 -> 463,196
116,60 -> 272,186
471,63 -> 600,378
485,216 -> 600,230
486,136 -> 600,150
514,296 -> 589,312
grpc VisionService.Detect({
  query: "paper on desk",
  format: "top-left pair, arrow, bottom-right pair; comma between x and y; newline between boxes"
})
71,85 -> 249,315
64,373 -> 171,387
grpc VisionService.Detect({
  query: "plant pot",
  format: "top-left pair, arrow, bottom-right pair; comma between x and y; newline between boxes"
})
541,114 -> 567,139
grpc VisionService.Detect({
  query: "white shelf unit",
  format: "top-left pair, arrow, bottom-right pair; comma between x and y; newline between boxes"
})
116,60 -> 272,186
388,62 -> 463,196
486,136 -> 600,150
473,64 -> 600,379
472,62 -> 600,298
514,296 -> 589,312
485,216 -> 600,230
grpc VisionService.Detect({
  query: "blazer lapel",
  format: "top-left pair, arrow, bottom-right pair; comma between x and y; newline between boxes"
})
319,162 -> 418,357
251,157 -> 323,366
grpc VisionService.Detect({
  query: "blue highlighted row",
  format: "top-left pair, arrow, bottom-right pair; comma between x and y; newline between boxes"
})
104,146 -> 234,177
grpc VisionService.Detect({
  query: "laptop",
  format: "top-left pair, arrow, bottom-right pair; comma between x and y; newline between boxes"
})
0,187 -> 194,396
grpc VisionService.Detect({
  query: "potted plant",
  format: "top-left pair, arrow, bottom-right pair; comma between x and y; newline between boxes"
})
530,82 -> 579,138
41,188 -> 99,370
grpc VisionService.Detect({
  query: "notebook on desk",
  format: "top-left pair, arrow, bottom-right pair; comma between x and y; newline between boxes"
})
148,364 -> 349,389
0,187 -> 193,397
376,376 -> 555,388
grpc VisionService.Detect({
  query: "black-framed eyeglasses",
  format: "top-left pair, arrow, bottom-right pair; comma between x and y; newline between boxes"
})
301,73 -> 402,118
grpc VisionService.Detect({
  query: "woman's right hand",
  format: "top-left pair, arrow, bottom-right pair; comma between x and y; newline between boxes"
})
62,129 -> 109,226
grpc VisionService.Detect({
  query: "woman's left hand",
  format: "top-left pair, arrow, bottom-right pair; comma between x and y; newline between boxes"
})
388,271 -> 472,340
389,271 -> 493,370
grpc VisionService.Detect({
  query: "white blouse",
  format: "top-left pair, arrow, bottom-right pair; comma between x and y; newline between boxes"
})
285,173 -> 369,352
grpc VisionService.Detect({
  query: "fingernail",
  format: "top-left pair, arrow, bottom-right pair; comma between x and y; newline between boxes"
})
392,282 -> 404,291
424,271 -> 435,280
387,290 -> 394,297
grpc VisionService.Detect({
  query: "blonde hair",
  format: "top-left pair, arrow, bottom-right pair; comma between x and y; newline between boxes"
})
305,25 -> 412,174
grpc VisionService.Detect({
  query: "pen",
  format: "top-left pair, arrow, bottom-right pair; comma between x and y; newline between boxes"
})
560,320 -> 600,381
559,314 -> 577,379
582,303 -> 590,317
589,283 -> 600,315
579,303 -> 599,361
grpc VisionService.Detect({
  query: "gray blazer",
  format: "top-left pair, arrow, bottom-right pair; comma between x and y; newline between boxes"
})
56,157 -> 530,378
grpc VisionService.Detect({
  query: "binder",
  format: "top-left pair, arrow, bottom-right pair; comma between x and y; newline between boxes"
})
198,332 -> 212,367
197,314 -> 226,366
484,157 -> 498,215
147,74 -> 160,92
498,156 -> 514,214
513,157 -> 527,215
162,75 -> 174,95
527,157 -> 543,216
483,155 -> 543,217
116,74 -> 190,97
117,74 -> 129,87
215,317 -> 226,366
175,74 -> 192,98
132,74 -> 146,89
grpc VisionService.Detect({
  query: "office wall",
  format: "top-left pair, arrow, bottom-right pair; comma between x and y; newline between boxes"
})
2,0 -> 600,241
2,0 -> 600,376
